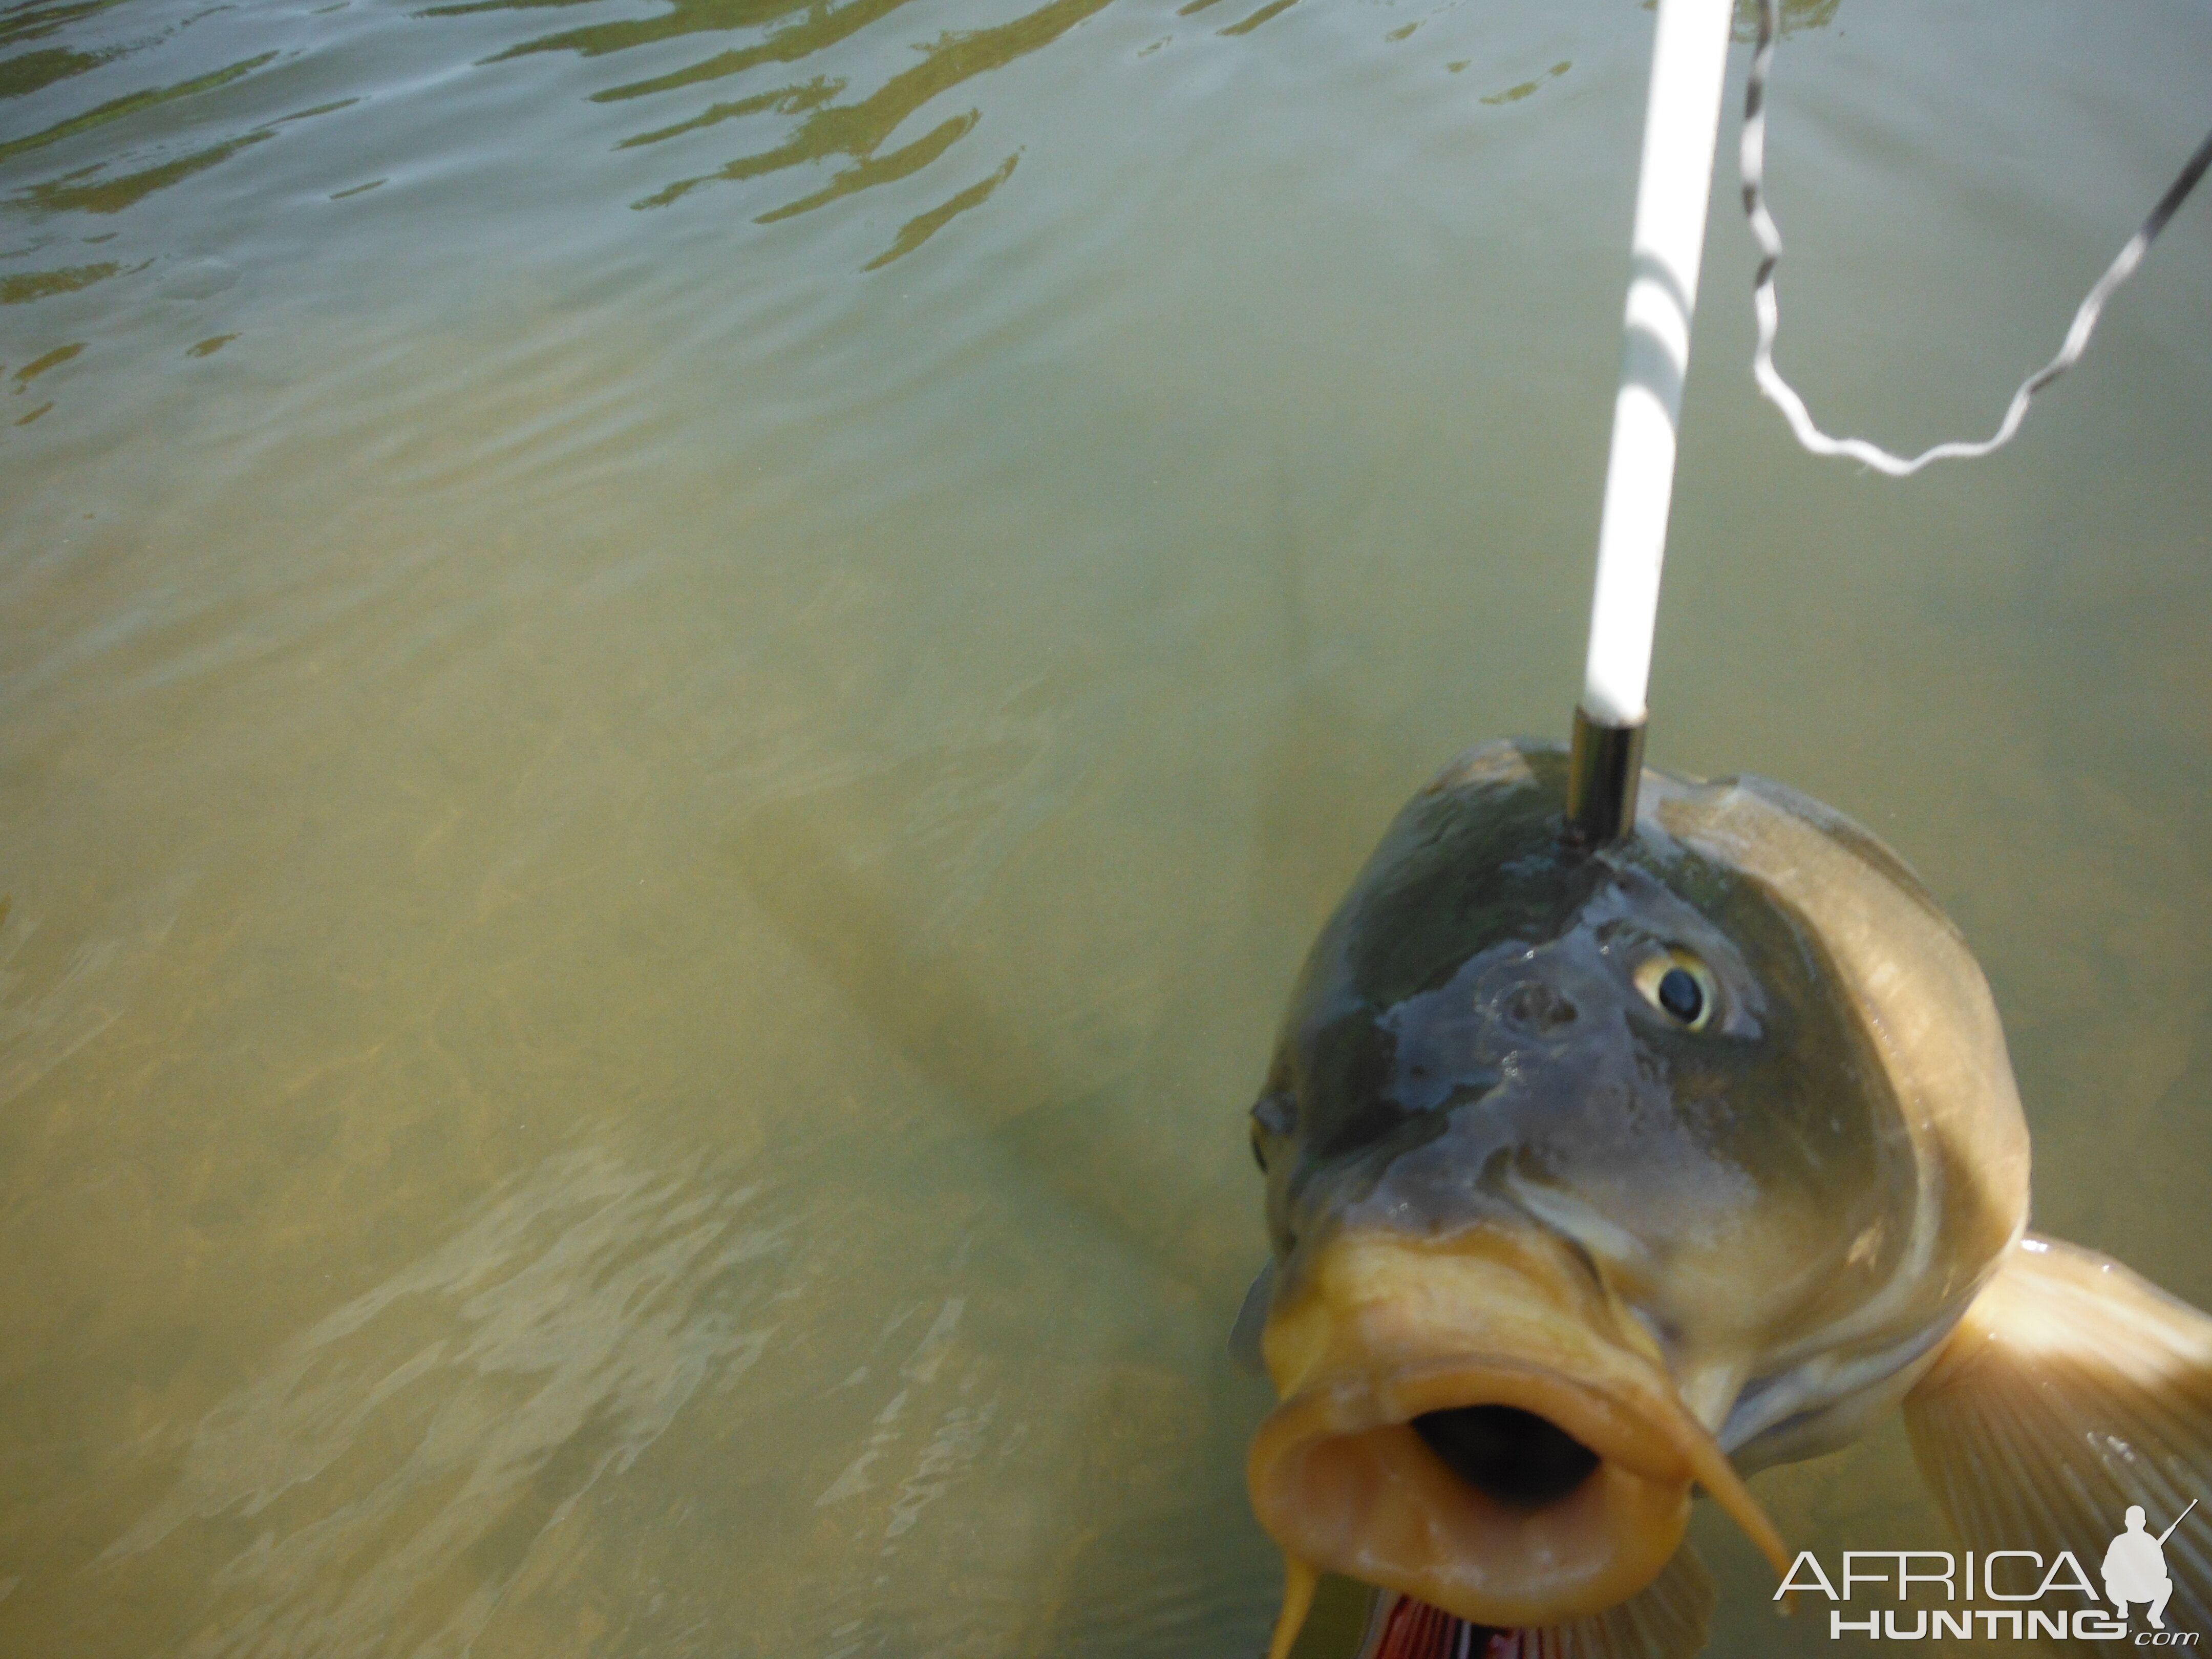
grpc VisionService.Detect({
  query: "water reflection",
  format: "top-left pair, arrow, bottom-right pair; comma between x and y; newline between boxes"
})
0,0 -> 1098,284
82,1125 -> 1267,1657
0,259 -> 122,302
0,42 -> 119,101
600,0 -> 1110,239
0,0 -> 132,55
3,334 -> 80,421
0,0 -> 1853,307
457,0 -> 911,90
1733,0 -> 1839,38
18,128 -> 274,215
0,53 -> 277,170
0,56 -> 367,259
101,1150 -> 788,1657
0,872 -> 192,1110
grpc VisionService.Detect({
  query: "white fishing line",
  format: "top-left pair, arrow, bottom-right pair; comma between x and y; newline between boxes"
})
1742,0 -> 2212,478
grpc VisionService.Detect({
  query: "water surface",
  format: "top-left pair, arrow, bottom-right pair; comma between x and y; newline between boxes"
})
3,0 -> 2209,1652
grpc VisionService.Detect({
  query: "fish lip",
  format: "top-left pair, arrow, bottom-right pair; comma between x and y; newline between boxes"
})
1246,1228 -> 1792,1628
1273,1353 -> 1694,1482
1247,1353 -> 1697,1627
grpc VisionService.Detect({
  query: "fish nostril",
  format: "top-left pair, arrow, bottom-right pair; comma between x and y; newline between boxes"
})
1502,984 -> 1577,1032
1412,1404 -> 1600,1509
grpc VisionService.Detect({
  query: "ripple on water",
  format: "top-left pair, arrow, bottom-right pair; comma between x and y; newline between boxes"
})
100,1150 -> 791,1656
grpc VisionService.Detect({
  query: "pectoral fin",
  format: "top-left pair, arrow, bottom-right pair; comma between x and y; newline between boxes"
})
1351,1545 -> 1714,1659
1902,1233 -> 2212,1630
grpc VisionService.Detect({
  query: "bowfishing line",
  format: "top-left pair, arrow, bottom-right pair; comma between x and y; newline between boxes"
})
1741,0 -> 2212,478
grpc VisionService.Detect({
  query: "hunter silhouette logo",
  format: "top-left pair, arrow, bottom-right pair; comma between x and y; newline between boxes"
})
2108,1502 -> 2197,1631
1771,1496 -> 2204,1643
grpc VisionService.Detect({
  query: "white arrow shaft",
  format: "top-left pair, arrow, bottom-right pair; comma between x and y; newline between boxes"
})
1581,0 -> 1736,728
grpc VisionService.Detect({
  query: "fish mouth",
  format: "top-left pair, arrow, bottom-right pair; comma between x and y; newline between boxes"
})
1248,1227 -> 1788,1648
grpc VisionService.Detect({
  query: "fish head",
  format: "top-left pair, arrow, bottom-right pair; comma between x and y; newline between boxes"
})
1245,738 -> 2028,1630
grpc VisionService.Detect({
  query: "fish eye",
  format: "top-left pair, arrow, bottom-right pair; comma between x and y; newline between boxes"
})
1634,953 -> 1717,1031
1657,968 -> 1703,1022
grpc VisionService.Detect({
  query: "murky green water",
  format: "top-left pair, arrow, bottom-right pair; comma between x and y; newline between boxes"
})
3,0 -> 2208,1651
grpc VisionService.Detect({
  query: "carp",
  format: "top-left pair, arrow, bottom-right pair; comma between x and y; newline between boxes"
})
1237,739 -> 2212,1658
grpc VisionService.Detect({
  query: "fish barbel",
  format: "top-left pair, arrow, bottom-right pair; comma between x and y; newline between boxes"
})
1237,739 -> 2212,1659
